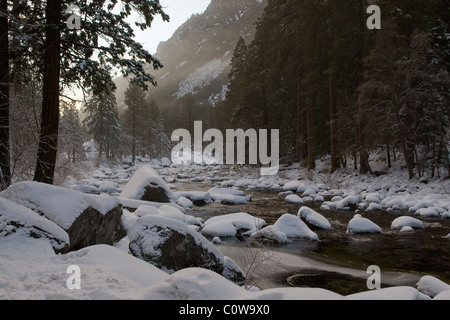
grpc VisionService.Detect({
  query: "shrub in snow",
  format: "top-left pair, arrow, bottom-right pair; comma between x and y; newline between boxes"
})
297,206 -> 332,230
128,215 -> 245,284
346,214 -> 382,234
0,197 -> 70,254
391,216 -> 424,230
120,165 -> 175,203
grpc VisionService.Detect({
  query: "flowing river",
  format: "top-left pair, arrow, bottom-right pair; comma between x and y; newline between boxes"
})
172,177 -> 450,296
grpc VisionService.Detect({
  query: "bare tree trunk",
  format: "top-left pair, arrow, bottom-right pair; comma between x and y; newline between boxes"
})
296,77 -> 306,162
306,95 -> 315,171
329,75 -> 338,173
402,139 -> 415,180
0,0 -> 10,190
386,139 -> 392,169
34,0 -> 62,184
357,0 -> 371,175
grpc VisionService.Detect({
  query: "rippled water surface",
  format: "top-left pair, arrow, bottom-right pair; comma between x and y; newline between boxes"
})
174,177 -> 450,295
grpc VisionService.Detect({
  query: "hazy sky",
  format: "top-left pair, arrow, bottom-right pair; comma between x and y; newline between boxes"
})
133,0 -> 211,54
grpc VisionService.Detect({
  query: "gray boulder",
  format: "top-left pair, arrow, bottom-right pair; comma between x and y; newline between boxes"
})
0,197 -> 70,254
120,166 -> 175,203
128,215 -> 245,284
0,182 -> 126,252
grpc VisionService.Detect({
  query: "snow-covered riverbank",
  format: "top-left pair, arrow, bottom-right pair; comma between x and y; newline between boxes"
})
1,154 -> 450,300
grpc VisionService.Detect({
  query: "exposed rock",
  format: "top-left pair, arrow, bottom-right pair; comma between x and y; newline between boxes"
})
128,215 -> 245,284
0,197 -> 70,254
120,166 -> 175,203
1,182 -> 126,252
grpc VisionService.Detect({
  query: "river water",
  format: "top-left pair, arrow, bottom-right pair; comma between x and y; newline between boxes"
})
173,178 -> 450,296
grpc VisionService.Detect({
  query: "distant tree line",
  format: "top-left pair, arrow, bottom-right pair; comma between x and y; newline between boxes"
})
214,0 -> 449,179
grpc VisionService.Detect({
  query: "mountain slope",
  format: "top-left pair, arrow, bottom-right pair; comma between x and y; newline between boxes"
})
115,0 -> 267,129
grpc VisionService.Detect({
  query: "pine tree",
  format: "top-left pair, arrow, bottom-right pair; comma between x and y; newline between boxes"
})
59,101 -> 84,163
5,0 -> 169,184
83,92 -> 122,160
123,83 -> 149,163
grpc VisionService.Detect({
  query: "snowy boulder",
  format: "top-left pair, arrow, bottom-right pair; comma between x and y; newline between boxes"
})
127,215 -> 245,284
0,197 -> 70,254
391,216 -> 424,231
336,195 -> 359,210
202,212 -> 266,238
177,196 -> 194,209
282,180 -> 303,191
416,275 -> 450,298
297,206 -> 332,230
251,225 -> 288,244
346,214 -> 382,234
1,182 -> 126,251
88,195 -> 127,247
273,213 -> 318,240
173,191 -> 211,205
208,187 -> 244,201
414,207 -> 440,217
120,165 -> 175,203
285,194 -> 304,204
274,214 -> 319,240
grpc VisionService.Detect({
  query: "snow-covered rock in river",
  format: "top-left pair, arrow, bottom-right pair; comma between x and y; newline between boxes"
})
391,216 -> 424,230
336,195 -> 359,210
127,215 -> 245,284
201,212 -> 266,238
0,182 -> 126,252
414,207 -> 440,217
346,214 -> 382,234
282,180 -> 303,191
207,187 -> 248,205
297,206 -> 332,230
251,225 -> 288,244
120,165 -> 175,203
272,213 -> 318,241
416,275 -> 450,298
285,194 -> 304,204
0,197 -> 70,254
173,191 -> 212,205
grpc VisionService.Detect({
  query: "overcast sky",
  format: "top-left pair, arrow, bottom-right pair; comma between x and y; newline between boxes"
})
133,0 -> 211,54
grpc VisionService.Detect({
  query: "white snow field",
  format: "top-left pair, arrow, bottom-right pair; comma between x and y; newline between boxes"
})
1,152 -> 450,300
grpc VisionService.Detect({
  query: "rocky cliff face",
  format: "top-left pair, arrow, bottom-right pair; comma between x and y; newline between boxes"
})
115,0 -> 267,125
